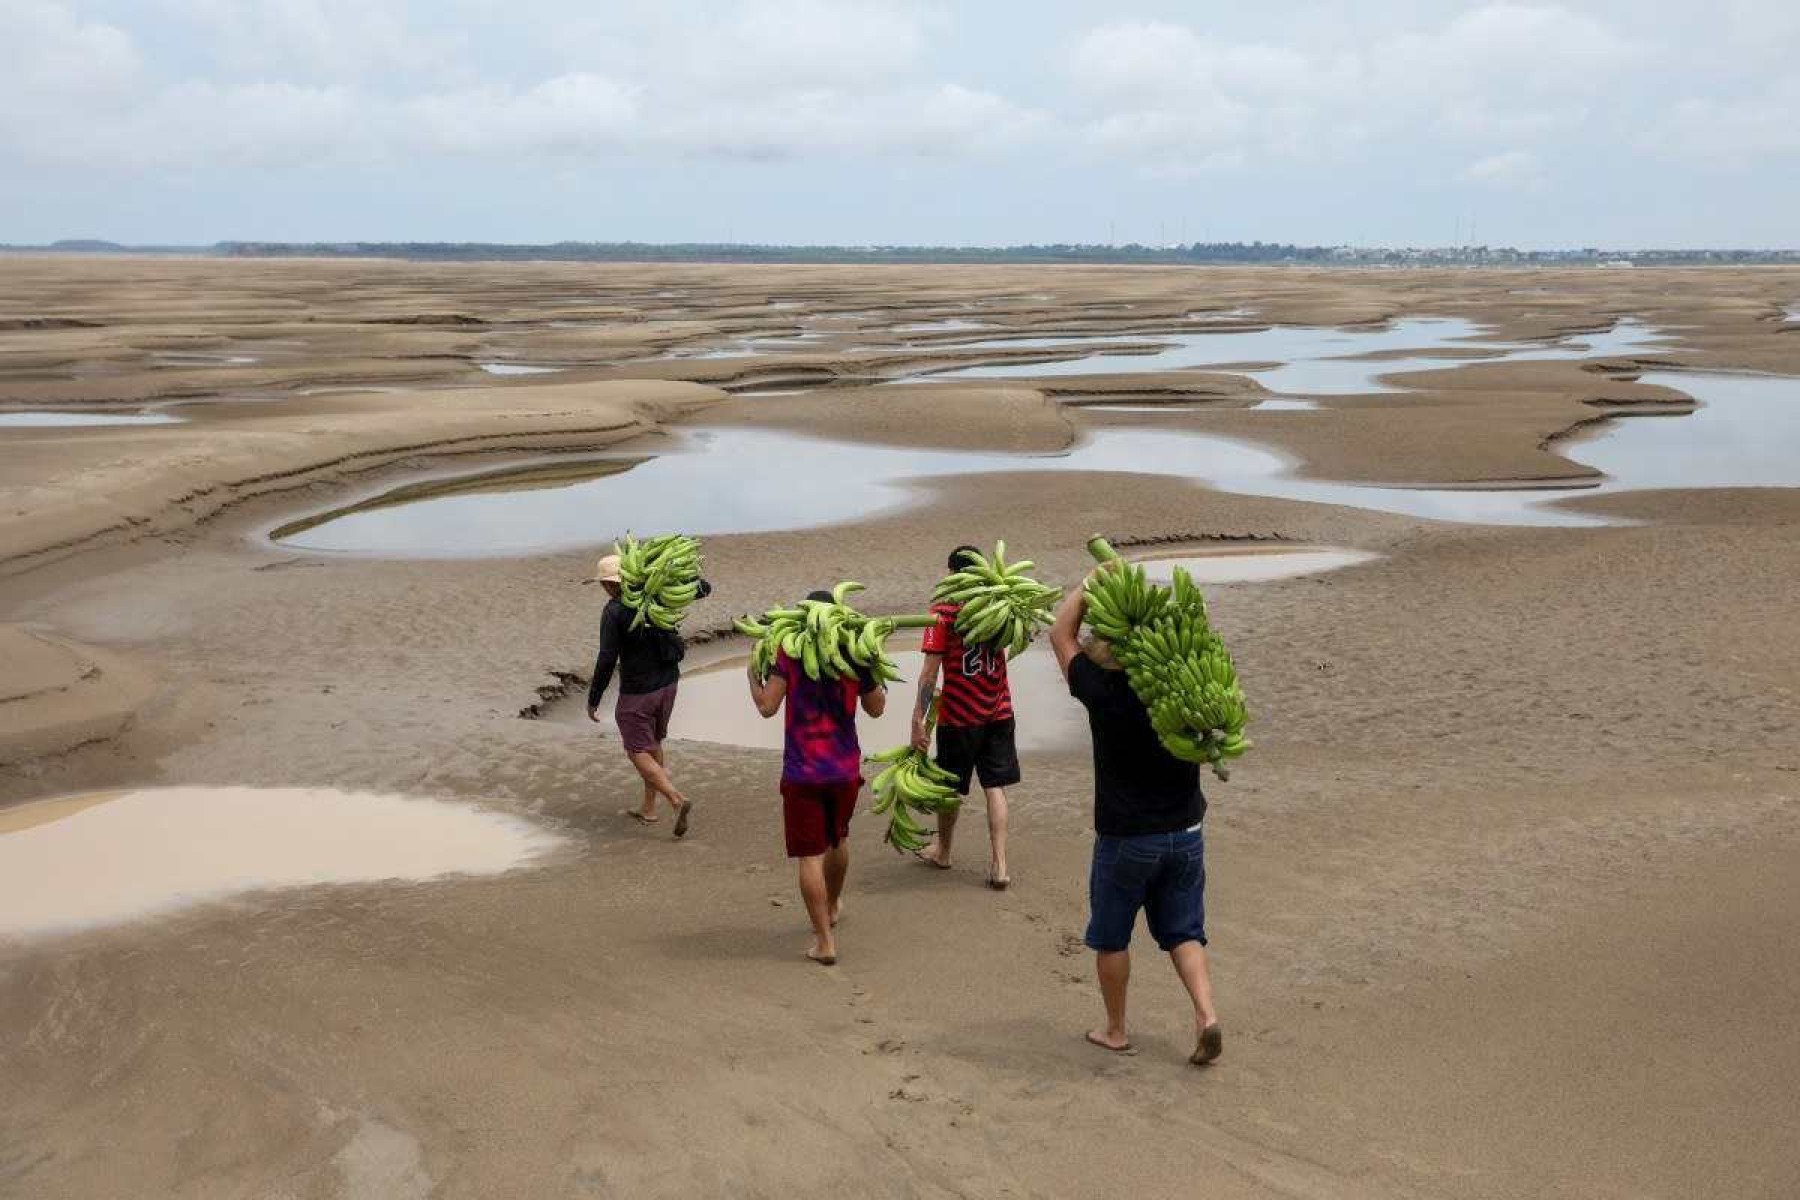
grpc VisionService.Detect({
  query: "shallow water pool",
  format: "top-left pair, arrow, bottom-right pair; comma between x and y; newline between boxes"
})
0,787 -> 560,940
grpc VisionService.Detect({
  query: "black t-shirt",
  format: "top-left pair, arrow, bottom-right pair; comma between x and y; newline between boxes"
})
1068,654 -> 1205,837
587,597 -> 682,706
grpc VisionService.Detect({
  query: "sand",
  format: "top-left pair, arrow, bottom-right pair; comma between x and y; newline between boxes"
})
2,258 -> 1798,1199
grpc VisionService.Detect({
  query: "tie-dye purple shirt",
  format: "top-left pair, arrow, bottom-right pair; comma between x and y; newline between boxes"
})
776,650 -> 877,785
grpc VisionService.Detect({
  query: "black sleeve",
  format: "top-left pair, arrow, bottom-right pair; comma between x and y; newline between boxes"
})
695,578 -> 714,601
1068,653 -> 1099,706
587,603 -> 624,709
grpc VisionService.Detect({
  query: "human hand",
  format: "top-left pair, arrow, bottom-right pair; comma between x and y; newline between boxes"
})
586,706 -> 601,724
910,715 -> 930,754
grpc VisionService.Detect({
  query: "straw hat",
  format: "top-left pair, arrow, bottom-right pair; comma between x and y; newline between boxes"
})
584,553 -> 622,585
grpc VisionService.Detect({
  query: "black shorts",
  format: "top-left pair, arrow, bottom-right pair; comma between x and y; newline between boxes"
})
934,718 -> 1021,796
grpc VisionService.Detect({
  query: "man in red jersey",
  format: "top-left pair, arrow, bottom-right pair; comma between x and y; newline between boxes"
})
749,590 -> 888,965
910,545 -> 1019,889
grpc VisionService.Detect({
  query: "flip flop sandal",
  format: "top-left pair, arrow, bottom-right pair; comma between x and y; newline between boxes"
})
672,801 -> 693,839
1190,1024 -> 1224,1066
987,876 -> 1011,891
1085,1031 -> 1135,1055
621,810 -> 660,825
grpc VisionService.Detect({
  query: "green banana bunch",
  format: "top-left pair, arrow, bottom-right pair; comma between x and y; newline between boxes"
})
617,532 -> 704,632
932,540 -> 1063,657
734,581 -> 933,684
1085,536 -> 1252,781
866,741 -> 962,852
866,695 -> 963,852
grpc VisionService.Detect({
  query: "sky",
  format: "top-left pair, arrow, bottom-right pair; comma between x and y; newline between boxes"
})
1,0 -> 1796,248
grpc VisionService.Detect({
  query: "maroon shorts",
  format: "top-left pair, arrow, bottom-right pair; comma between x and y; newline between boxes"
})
614,682 -> 677,754
780,777 -> 861,858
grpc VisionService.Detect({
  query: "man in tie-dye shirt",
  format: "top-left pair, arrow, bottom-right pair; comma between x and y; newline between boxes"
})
748,590 -> 887,966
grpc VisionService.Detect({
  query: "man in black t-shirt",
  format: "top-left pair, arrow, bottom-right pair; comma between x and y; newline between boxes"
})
584,552 -> 711,838
1050,572 -> 1223,1066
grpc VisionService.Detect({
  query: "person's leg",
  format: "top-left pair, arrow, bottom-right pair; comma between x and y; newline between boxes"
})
1169,941 -> 1221,1061
796,854 -> 836,963
920,727 -> 974,867
824,842 -> 850,925
1083,835 -> 1148,1052
977,720 -> 1019,887
922,805 -> 958,866
1089,950 -> 1132,1050
1145,830 -> 1220,1063
635,746 -> 661,819
984,785 -> 1010,885
628,748 -> 686,811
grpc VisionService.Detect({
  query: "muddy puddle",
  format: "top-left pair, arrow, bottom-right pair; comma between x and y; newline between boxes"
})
0,410 -> 184,428
479,362 -> 564,376
266,368 -> 1798,556
0,786 -> 562,941
266,425 -> 1600,556
895,318 -> 1673,396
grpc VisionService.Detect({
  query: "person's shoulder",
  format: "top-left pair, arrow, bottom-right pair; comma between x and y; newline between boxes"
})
930,601 -> 959,621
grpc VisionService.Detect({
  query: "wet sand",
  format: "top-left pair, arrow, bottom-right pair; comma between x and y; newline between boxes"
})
2,258 -> 1799,1199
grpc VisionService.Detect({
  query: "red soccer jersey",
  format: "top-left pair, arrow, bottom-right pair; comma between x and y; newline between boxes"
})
920,602 -> 1014,728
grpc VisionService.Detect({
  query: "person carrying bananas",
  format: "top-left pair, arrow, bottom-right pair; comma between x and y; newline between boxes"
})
1048,572 -> 1222,1067
584,552 -> 712,838
910,544 -> 1020,889
747,590 -> 888,966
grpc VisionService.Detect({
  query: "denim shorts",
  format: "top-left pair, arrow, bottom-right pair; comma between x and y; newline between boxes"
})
1084,828 -> 1207,953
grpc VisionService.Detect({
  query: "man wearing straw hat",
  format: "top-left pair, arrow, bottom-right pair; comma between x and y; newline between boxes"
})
585,552 -> 710,838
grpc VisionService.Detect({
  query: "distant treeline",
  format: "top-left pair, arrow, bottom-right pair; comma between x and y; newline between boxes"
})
5,239 -> 1797,266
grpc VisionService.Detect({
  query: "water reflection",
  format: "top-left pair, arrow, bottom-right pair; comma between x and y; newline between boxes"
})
266,370 -> 1799,556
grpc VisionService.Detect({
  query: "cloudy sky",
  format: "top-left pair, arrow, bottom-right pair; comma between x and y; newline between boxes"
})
2,0 -> 1795,247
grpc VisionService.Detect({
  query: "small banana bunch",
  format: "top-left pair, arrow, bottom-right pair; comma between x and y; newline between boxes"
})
734,582 -> 932,684
1085,536 -> 1252,780
617,533 -> 703,631
933,540 -> 1063,656
867,741 -> 961,852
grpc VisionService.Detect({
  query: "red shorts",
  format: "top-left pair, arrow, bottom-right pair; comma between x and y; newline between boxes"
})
614,683 -> 676,755
780,777 -> 861,858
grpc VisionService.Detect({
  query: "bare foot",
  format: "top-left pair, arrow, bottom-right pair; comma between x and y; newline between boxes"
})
830,899 -> 844,927
1190,1024 -> 1223,1066
1085,1029 -> 1135,1054
912,842 -> 952,870
987,868 -> 1011,891
806,942 -> 837,966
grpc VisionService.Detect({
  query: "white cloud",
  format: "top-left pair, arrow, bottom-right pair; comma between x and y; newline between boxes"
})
1,0 -> 1796,247
1459,149 -> 1546,189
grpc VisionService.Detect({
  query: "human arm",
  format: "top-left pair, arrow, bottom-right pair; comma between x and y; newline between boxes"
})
748,657 -> 788,718
586,603 -> 624,719
909,654 -> 942,751
1049,581 -> 1088,681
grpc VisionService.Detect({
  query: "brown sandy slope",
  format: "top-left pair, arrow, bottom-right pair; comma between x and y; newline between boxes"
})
1,259 -> 1798,1199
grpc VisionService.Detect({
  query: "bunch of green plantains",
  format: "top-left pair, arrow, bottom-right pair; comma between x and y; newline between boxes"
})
617,533 -> 704,631
735,582 -> 933,684
867,700 -> 962,853
1083,536 -> 1251,780
933,540 -> 1062,656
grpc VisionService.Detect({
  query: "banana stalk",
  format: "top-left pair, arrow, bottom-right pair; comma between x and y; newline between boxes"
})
1084,536 -> 1251,780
